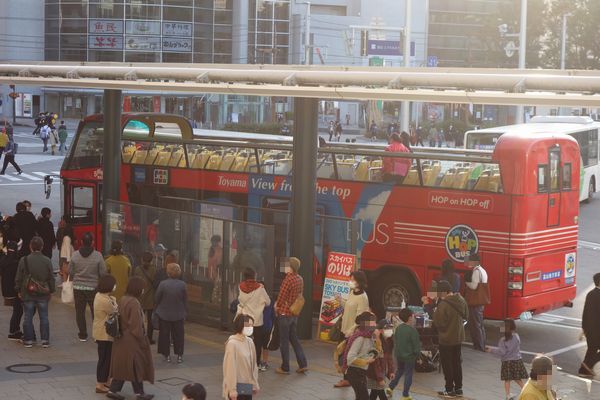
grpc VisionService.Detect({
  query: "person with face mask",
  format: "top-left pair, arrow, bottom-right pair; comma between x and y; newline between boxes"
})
367,319 -> 395,400
154,263 -> 187,364
223,314 -> 260,400
92,274 -> 118,394
517,355 -> 557,400
386,308 -> 420,400
341,311 -> 378,400
336,271 -> 370,388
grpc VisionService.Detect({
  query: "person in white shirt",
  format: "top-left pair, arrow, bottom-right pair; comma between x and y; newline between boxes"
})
40,125 -> 50,153
464,253 -> 488,351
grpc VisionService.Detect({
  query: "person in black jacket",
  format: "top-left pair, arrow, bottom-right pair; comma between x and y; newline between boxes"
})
579,272 -> 600,377
12,202 -> 37,257
0,241 -> 23,340
36,207 -> 56,260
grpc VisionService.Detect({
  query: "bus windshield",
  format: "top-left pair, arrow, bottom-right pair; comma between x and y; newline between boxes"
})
69,121 -> 104,169
465,131 -> 502,150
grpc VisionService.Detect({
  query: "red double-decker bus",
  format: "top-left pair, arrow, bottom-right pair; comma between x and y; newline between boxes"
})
59,113 -> 579,319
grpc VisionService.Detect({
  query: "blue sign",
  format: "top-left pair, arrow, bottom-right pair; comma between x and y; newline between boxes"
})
367,40 -> 415,57
541,270 -> 562,281
133,167 -> 146,183
427,55 -> 438,67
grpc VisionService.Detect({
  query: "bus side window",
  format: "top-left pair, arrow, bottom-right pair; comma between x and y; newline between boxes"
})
537,164 -> 548,193
562,163 -> 572,190
550,151 -> 560,192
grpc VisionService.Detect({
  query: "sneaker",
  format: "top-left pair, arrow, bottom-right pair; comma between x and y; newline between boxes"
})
8,332 -> 23,341
164,355 -> 171,363
41,341 -> 50,348
385,388 -> 393,398
438,390 -> 456,398
23,341 -> 33,348
258,362 -> 268,372
135,394 -> 154,400
17,170 -> 22,175
401,396 -> 413,400
296,367 -> 308,373
78,334 -> 88,342
454,389 -> 463,397
275,367 -> 290,375
177,355 -> 183,364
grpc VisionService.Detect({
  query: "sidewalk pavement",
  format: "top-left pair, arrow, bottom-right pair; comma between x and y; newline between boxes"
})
0,296 -> 597,400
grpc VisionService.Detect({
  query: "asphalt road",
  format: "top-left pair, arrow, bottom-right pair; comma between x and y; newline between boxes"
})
1,124 -> 598,381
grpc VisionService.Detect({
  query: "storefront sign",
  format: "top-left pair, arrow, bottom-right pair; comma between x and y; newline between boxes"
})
318,252 -> 356,340
22,94 -> 32,118
163,22 -> 192,37
89,19 -> 123,34
163,37 -> 192,52
126,20 -> 161,35
125,36 -> 161,51
89,35 -> 123,49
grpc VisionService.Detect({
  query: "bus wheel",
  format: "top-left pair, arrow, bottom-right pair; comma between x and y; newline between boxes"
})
373,272 -> 419,316
585,179 -> 595,203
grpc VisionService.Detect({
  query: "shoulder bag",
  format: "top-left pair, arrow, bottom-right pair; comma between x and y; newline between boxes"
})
24,256 -> 50,297
289,277 -> 305,316
464,267 -> 491,306
105,297 -> 121,338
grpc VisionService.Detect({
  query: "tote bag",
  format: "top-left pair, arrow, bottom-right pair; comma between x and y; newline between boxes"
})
61,276 -> 74,303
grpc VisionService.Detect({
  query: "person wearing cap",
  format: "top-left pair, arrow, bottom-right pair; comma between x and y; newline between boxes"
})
517,355 -> 557,400
433,280 -> 468,398
579,272 -> 600,377
387,308 -> 420,400
464,253 -> 489,352
274,257 -> 308,375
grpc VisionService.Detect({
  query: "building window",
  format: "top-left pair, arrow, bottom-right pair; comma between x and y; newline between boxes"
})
162,52 -> 192,63
90,2 -> 125,19
60,2 -> 88,18
125,52 -> 161,62
163,6 -> 193,22
61,19 -> 88,34
89,50 -> 124,62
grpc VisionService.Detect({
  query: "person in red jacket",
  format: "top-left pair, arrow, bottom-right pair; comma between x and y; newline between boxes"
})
382,132 -> 412,184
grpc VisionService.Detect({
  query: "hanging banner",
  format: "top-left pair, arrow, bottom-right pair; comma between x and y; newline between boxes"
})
317,251 -> 356,341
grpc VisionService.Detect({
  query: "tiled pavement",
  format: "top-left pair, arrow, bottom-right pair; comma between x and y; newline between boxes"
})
0,296 -> 598,400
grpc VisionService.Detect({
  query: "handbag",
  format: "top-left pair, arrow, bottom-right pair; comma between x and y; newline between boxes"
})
61,276 -> 74,303
289,293 -> 305,316
464,268 -> 491,306
24,256 -> 50,297
236,383 -> 253,396
328,317 -> 343,342
105,312 -> 122,338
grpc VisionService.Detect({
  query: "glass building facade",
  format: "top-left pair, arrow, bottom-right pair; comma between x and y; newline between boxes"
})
43,1 -> 291,123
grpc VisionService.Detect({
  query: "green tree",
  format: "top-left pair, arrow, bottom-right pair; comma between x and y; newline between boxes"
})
543,0 -> 600,69
478,0 -> 547,68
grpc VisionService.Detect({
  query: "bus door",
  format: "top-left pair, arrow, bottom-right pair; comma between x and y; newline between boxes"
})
547,147 -> 561,227
66,181 -> 101,249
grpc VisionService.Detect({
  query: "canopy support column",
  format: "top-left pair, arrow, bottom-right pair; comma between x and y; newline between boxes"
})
102,89 -> 122,253
291,97 -> 318,340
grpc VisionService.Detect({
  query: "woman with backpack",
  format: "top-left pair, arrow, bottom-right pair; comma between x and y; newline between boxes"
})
93,274 -> 118,394
236,268 -> 271,371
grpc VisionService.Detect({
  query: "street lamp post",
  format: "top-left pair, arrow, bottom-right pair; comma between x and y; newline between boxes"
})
560,13 -> 572,70
298,1 -> 311,65
401,0 -> 412,132
516,0 -> 527,123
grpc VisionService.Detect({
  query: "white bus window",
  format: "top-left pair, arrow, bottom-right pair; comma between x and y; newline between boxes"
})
537,165 -> 548,193
562,163 -> 572,190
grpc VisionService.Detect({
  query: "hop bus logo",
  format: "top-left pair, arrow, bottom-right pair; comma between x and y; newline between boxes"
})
445,224 -> 479,262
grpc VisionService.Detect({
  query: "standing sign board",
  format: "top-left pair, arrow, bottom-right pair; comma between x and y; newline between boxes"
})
317,252 -> 356,341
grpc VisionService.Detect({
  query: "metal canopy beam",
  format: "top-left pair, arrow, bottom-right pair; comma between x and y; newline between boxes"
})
2,63 -> 600,107
2,76 -> 600,107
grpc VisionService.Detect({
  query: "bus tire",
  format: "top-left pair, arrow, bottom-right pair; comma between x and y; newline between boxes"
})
371,270 -> 420,317
585,178 -> 595,203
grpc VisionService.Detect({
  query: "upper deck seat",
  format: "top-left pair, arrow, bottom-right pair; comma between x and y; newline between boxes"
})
131,150 -> 148,165
403,168 -> 419,185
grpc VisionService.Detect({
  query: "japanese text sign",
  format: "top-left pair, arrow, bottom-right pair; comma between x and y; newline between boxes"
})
318,252 -> 356,328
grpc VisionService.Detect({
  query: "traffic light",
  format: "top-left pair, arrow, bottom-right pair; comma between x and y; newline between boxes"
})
360,30 -> 369,57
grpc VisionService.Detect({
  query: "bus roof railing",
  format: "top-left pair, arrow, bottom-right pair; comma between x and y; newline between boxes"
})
122,134 -> 495,164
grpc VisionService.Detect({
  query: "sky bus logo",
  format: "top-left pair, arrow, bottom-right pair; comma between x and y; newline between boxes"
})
445,224 -> 479,262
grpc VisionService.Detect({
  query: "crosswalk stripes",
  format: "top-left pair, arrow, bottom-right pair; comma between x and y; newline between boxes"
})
0,171 -> 61,184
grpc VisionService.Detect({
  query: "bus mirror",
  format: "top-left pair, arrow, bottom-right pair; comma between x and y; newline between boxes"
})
44,175 -> 53,199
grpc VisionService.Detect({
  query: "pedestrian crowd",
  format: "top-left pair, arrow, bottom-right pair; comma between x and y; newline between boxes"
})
0,198 -> 595,399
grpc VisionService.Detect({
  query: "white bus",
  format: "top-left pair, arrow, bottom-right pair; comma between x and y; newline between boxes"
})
464,116 -> 600,202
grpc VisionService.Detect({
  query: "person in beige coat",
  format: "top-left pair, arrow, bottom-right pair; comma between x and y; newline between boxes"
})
335,270 -> 370,388
223,314 -> 260,400
107,277 -> 154,400
93,274 -> 118,394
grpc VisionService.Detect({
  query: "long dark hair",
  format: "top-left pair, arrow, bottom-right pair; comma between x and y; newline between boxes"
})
504,318 -> 516,341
